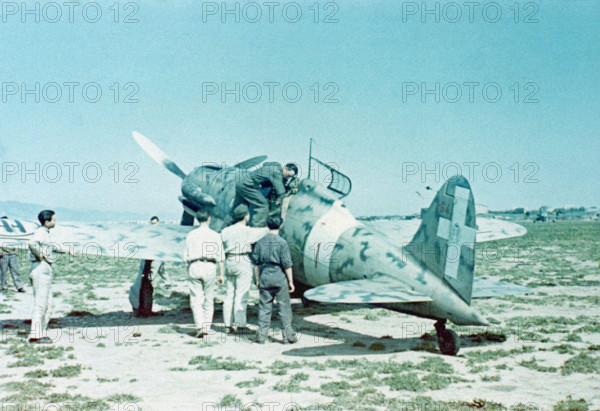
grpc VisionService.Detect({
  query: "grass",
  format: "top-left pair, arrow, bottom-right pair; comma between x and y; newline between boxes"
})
518,357 -> 558,373
554,395 -> 589,411
50,364 -> 82,378
235,377 -> 266,388
561,353 -> 600,375
273,372 -> 309,392
189,355 -> 255,371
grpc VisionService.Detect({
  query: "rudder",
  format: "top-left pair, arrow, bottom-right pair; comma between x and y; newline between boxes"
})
406,175 -> 477,304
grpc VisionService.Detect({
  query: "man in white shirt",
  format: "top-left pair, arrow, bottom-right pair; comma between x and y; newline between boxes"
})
221,204 -> 268,334
28,210 -> 73,343
184,212 -> 225,338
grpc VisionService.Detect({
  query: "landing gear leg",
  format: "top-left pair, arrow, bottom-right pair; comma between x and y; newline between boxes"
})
435,319 -> 460,356
301,295 -> 312,308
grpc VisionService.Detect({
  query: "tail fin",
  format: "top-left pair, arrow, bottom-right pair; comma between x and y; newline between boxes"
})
406,175 -> 477,304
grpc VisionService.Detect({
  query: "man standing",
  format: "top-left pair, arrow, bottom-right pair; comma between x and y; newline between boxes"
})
1,217 -> 25,293
129,216 -> 170,317
233,162 -> 298,228
184,212 -> 225,338
221,204 -> 268,334
28,210 -> 73,344
250,214 -> 297,344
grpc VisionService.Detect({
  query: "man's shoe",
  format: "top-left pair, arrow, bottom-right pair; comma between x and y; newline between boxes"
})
28,337 -> 52,344
254,335 -> 266,344
17,288 -> 25,293
285,335 -> 298,344
194,331 -> 208,339
225,327 -> 236,334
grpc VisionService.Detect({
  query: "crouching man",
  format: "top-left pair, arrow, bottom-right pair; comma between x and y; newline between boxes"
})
250,215 -> 297,344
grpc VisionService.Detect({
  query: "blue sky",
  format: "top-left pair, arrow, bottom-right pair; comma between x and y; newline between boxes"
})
0,1 -> 598,220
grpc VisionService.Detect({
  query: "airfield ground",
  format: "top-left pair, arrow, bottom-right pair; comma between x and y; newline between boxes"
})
1,221 -> 599,410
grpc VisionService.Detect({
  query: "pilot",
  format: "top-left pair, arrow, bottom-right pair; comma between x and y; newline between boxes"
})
221,204 -> 268,334
28,210 -> 74,343
267,163 -> 300,220
184,211 -> 225,338
233,162 -> 297,228
0,217 -> 25,293
250,214 -> 297,344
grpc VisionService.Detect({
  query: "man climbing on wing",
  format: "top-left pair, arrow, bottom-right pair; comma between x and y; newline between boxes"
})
233,162 -> 298,227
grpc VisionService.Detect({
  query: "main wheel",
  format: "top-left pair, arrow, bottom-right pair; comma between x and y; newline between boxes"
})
437,329 -> 460,356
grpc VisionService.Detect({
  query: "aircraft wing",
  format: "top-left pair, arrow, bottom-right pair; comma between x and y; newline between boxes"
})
51,222 -> 194,262
472,278 -> 532,298
304,275 -> 432,304
362,217 -> 526,243
0,218 -> 194,262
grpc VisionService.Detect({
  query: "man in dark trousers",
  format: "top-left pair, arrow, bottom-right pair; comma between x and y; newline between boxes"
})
250,214 -> 297,344
233,162 -> 297,228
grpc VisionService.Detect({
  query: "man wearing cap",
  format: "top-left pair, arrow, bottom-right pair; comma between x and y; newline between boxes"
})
233,162 -> 298,228
221,204 -> 268,334
184,212 -> 225,338
250,214 -> 298,344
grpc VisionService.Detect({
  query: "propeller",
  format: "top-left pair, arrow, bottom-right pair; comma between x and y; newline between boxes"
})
132,131 -> 187,179
234,155 -> 267,170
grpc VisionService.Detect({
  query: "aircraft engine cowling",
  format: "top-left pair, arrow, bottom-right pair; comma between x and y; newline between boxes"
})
180,182 -> 216,214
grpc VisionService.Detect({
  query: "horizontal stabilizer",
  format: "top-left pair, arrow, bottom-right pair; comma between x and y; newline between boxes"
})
363,217 -> 526,244
304,275 -> 431,304
472,278 -> 532,298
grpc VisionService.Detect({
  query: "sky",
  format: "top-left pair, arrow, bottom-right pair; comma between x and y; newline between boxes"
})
0,1 -> 598,220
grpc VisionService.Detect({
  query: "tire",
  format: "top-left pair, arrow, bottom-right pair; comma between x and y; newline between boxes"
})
438,329 -> 460,356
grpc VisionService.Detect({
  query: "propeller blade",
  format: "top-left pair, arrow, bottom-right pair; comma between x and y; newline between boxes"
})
234,155 -> 267,170
132,131 -> 187,179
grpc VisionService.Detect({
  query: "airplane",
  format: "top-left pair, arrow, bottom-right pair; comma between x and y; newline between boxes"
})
0,131 -> 530,355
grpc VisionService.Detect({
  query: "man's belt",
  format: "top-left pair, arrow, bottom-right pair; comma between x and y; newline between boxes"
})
260,262 -> 282,270
226,252 -> 250,257
189,257 -> 217,264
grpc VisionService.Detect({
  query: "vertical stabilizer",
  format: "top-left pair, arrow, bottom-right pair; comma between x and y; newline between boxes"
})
406,176 -> 477,304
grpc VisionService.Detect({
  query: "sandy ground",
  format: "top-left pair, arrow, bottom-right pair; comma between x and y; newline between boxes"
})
1,222 -> 599,411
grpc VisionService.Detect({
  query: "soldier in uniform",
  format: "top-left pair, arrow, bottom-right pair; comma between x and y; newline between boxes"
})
233,162 -> 298,228
184,212 -> 225,338
221,204 -> 268,334
28,210 -> 74,343
1,217 -> 25,293
250,214 -> 297,344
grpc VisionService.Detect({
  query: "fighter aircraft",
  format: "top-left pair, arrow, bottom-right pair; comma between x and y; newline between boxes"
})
128,132 -> 530,355
0,131 -> 530,355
